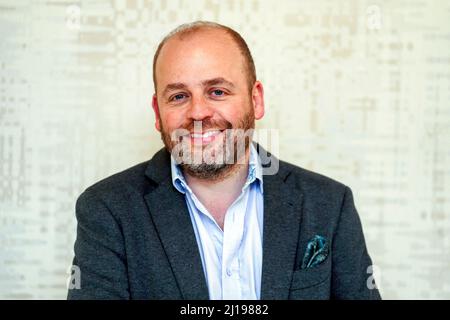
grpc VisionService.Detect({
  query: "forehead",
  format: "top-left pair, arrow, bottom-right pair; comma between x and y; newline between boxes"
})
155,28 -> 247,88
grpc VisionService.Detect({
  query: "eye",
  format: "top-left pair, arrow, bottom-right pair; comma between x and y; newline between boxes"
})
170,93 -> 187,102
211,89 -> 225,97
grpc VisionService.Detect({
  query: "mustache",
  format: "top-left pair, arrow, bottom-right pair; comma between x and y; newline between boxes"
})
179,119 -> 233,132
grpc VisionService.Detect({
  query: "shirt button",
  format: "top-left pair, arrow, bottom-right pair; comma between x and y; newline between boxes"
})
226,268 -> 232,277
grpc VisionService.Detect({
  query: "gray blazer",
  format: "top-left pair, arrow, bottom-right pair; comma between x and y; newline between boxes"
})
67,145 -> 381,300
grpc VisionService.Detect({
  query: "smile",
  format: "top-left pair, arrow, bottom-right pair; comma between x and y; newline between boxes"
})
189,130 -> 223,144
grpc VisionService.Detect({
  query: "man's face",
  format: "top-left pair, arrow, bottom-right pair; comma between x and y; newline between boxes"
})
152,28 -> 264,179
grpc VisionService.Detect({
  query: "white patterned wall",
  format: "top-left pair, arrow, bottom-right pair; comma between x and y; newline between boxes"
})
0,0 -> 449,299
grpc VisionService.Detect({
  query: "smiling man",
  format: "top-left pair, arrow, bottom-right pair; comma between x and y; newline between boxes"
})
67,21 -> 381,300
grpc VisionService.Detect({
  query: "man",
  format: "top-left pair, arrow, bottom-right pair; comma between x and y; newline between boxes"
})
67,21 -> 381,300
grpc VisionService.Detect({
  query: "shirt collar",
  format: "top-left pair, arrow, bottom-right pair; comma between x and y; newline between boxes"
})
170,143 -> 264,194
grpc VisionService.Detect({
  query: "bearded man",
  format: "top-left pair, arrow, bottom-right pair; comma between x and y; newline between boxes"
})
68,21 -> 381,300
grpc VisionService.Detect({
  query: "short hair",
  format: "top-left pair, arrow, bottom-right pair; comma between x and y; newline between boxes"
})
152,21 -> 256,93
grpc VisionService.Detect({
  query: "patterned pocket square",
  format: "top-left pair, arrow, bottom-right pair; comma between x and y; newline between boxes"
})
301,235 -> 329,269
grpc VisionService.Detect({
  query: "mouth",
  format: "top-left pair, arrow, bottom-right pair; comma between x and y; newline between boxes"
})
189,129 -> 224,145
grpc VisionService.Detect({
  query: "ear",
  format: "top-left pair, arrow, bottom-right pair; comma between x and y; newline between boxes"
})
251,81 -> 265,120
152,94 -> 161,132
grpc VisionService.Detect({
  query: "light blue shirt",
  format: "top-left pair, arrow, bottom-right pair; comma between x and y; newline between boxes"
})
170,144 -> 264,300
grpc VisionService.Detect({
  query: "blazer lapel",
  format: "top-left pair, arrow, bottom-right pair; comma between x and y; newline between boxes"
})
144,148 -> 209,300
258,147 -> 304,300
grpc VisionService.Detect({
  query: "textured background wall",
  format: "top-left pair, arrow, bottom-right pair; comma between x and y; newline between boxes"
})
0,0 -> 449,299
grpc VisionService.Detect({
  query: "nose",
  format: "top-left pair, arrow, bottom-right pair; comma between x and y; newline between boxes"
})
186,94 -> 214,121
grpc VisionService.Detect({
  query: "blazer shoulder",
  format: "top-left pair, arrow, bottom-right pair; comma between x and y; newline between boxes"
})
80,159 -> 152,201
279,159 -> 348,201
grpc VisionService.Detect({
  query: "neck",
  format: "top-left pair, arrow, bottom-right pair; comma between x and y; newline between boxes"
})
183,148 -> 251,230
184,147 -> 250,195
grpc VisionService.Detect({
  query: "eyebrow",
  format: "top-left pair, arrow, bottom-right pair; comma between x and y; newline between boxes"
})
162,83 -> 187,97
161,77 -> 235,97
201,77 -> 235,88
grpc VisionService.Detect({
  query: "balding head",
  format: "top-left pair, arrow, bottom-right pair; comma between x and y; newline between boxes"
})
152,21 -> 256,93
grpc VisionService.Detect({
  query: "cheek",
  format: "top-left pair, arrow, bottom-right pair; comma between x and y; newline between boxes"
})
160,110 -> 185,130
221,100 -> 252,122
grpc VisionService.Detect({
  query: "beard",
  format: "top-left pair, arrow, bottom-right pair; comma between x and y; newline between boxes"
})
160,108 -> 255,180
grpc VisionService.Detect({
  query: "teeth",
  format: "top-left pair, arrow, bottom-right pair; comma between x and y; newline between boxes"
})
203,130 -> 220,138
190,130 -> 221,138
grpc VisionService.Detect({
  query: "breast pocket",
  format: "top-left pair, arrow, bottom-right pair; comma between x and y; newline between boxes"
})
290,256 -> 331,291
